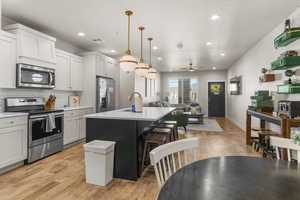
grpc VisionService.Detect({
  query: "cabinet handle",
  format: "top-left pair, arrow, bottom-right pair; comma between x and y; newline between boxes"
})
10,121 -> 14,124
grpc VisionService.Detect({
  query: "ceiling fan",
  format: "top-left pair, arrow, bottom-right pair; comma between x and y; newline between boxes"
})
179,62 -> 199,72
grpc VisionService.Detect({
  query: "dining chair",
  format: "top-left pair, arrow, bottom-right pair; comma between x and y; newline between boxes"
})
270,136 -> 300,163
150,137 -> 199,188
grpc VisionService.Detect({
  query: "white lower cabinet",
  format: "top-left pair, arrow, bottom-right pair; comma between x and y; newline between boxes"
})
63,108 -> 93,145
0,117 -> 27,169
63,116 -> 79,145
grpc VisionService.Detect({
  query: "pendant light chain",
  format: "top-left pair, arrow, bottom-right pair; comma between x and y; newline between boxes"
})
147,37 -> 157,79
149,38 -> 152,66
120,10 -> 137,73
125,10 -> 133,54
139,27 -> 145,62
128,13 -> 130,52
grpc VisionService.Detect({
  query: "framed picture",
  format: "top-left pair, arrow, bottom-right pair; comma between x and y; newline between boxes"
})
229,76 -> 242,95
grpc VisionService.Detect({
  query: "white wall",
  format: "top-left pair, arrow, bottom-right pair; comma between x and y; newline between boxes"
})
0,89 -> 77,112
227,8 -> 300,130
0,0 -> 2,29
161,70 -> 227,116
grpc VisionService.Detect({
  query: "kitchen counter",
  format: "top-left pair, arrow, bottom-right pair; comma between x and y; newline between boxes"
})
58,106 -> 93,111
85,107 -> 175,121
0,112 -> 28,119
86,106 -> 175,181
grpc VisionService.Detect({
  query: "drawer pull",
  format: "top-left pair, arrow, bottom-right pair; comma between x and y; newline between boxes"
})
10,121 -> 14,124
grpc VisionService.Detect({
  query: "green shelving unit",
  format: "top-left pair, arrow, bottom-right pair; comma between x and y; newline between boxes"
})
271,56 -> 300,70
274,28 -> 300,49
251,99 -> 273,108
250,90 -> 273,108
277,84 -> 300,94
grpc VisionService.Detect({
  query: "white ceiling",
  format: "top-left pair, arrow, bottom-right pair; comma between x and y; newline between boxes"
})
2,0 -> 300,72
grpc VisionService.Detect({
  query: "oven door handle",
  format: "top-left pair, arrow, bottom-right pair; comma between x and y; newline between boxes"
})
29,117 -> 48,122
30,114 -> 64,120
50,73 -> 53,85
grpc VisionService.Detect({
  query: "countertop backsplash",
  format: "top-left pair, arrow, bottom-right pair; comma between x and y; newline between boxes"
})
0,88 -> 80,112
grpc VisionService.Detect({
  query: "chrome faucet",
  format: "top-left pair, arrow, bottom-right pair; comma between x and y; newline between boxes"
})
128,92 -> 143,102
128,92 -> 143,112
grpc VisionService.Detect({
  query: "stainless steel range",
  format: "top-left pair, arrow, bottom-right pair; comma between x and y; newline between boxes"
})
5,97 -> 64,163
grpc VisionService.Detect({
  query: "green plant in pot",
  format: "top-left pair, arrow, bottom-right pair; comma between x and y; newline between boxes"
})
292,129 -> 300,145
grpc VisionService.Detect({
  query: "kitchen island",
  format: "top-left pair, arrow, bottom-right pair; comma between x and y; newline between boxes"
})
85,107 -> 175,180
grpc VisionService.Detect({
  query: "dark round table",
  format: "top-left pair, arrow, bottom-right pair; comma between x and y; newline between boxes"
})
158,156 -> 300,200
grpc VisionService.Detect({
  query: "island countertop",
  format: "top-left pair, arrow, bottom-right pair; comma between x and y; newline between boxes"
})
85,107 -> 175,121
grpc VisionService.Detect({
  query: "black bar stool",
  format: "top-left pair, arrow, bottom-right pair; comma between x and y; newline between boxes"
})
152,127 -> 174,142
162,120 -> 177,125
141,134 -> 167,174
157,124 -> 178,141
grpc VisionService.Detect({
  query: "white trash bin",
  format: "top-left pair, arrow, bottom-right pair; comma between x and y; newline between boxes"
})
84,140 -> 115,186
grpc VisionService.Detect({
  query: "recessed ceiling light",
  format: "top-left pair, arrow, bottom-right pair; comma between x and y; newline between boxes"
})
220,53 -> 225,57
110,50 -> 116,53
210,14 -> 220,21
153,46 -> 159,50
77,32 -> 86,37
206,42 -> 212,46
157,57 -> 163,61
212,66 -> 217,70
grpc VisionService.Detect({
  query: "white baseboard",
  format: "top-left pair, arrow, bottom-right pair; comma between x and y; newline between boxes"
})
227,115 -> 245,131
0,161 -> 24,175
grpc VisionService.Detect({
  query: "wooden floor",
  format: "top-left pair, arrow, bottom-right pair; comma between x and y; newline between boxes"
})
0,118 -> 261,200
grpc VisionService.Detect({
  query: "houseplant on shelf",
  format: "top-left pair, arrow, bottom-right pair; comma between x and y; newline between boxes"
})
292,129 -> 300,145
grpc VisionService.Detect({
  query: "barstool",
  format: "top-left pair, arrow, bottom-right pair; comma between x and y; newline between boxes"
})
152,127 -> 174,142
141,134 -> 167,174
157,124 -> 178,141
162,120 -> 177,125
161,120 -> 178,140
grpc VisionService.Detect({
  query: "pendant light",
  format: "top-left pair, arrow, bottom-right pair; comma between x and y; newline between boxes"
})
146,37 -> 157,80
135,26 -> 150,77
120,10 -> 137,72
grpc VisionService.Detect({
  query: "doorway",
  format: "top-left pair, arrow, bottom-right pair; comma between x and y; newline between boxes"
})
208,81 -> 225,117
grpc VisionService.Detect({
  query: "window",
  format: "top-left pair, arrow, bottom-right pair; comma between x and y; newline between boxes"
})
167,78 -> 198,104
145,78 -> 148,97
168,79 -> 179,104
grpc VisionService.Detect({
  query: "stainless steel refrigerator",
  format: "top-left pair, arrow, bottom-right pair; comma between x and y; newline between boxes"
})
96,76 -> 115,112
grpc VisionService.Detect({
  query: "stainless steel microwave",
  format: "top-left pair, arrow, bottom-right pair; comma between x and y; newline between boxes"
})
17,64 -> 55,89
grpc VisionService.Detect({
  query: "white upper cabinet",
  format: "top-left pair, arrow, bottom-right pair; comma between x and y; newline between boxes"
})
70,56 -> 83,91
96,55 -> 106,77
55,50 -> 70,91
96,54 -> 118,78
105,56 -> 116,78
4,24 -> 56,68
0,31 -> 16,89
55,49 -> 83,91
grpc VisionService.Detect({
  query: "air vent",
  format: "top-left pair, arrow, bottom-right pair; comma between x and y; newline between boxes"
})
92,38 -> 103,43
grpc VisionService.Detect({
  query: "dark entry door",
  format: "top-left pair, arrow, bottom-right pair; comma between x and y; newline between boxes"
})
208,81 -> 225,117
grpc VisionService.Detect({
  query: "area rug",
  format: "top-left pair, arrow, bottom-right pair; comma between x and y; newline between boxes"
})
187,119 -> 223,132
